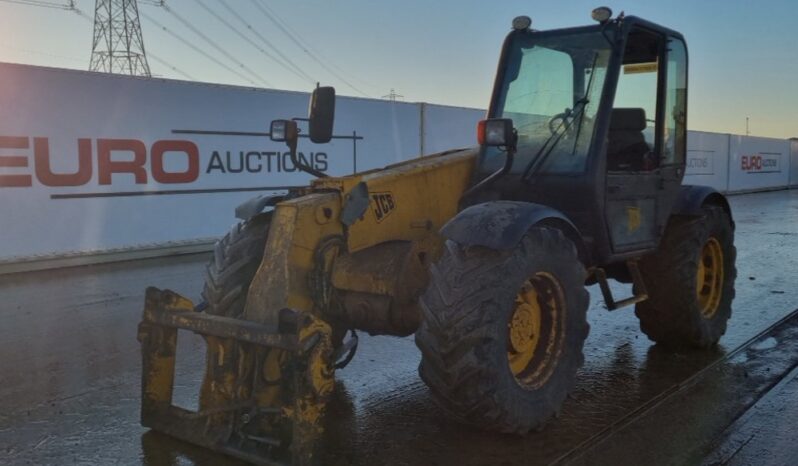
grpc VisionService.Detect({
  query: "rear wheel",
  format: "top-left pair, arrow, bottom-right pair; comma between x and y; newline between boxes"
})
635,205 -> 736,348
415,227 -> 589,433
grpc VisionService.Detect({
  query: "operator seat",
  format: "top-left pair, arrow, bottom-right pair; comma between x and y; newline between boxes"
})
607,108 -> 652,171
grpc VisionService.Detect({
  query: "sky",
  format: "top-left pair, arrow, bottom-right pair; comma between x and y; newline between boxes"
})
0,0 -> 796,138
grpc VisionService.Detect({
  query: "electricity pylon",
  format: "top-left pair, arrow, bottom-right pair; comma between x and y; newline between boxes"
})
89,0 -> 151,76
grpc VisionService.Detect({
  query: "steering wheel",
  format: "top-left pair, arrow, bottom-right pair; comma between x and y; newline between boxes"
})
548,109 -> 574,135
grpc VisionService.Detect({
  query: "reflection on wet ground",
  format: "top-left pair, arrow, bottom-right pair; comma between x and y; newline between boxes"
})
1,189 -> 797,465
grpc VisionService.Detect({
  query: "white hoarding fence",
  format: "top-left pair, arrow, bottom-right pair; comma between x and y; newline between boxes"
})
421,103 -> 484,155
0,62 -> 426,265
683,131 -> 729,192
726,135 -> 791,192
790,139 -> 798,187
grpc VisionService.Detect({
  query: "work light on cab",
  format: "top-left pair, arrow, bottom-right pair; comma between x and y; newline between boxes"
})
591,6 -> 612,23
512,15 -> 532,31
477,118 -> 515,147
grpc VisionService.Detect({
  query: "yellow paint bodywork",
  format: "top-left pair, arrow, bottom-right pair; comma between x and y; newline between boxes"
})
244,148 -> 477,322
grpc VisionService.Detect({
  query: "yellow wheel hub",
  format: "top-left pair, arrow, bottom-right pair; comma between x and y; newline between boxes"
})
507,273 -> 565,389
696,237 -> 724,319
508,285 -> 542,374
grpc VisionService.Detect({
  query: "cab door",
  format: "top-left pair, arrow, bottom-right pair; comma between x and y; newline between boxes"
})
604,28 -> 687,254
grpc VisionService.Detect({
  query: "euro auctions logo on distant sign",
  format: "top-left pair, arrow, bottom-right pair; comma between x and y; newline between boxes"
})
0,136 -> 200,188
740,153 -> 781,174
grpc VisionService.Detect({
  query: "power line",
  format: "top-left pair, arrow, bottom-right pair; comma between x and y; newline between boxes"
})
254,0 -> 378,91
249,0 -> 372,97
139,9 -> 260,86
0,0 -> 71,9
215,0 -> 316,84
148,51 -> 195,80
193,0 -> 313,85
155,1 -> 271,87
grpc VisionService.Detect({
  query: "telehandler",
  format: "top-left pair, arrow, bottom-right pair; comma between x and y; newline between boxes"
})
138,8 -> 736,465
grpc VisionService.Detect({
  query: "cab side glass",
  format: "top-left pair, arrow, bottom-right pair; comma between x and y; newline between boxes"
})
663,38 -> 687,165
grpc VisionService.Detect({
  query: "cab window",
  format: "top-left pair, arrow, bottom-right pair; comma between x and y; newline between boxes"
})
609,27 -> 662,171
663,37 -> 687,165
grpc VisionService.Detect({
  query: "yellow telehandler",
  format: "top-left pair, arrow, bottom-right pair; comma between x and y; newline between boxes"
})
138,8 -> 736,465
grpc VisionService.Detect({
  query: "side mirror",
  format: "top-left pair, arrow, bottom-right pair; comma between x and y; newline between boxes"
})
477,118 -> 516,149
308,86 -> 335,143
461,118 -> 517,201
270,119 -> 299,145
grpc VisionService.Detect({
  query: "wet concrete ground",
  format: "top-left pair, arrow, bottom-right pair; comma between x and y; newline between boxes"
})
1,189 -> 798,465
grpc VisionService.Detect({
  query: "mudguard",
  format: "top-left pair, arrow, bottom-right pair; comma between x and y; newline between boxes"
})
440,201 -> 585,256
672,185 -> 733,224
235,193 -> 285,220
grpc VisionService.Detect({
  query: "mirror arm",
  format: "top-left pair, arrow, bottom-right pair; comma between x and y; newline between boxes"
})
287,138 -> 328,179
460,137 -> 516,201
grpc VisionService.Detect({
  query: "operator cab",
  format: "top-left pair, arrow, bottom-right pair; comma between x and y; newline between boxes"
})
475,11 -> 688,265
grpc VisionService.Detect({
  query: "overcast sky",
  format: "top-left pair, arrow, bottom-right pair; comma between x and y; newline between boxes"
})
1,0 -> 796,138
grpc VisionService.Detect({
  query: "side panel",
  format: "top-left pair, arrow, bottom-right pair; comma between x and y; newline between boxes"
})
683,131 -> 729,192
727,135 -> 790,192
342,150 -> 477,253
605,173 -> 661,252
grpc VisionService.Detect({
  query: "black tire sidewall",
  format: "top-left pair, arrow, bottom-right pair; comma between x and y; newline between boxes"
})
486,231 -> 588,418
691,207 -> 736,343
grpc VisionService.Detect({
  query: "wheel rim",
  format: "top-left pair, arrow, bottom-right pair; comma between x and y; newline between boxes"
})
507,272 -> 566,389
696,237 -> 724,318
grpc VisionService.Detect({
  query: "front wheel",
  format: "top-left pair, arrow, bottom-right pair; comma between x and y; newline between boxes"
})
415,227 -> 589,433
636,205 -> 737,348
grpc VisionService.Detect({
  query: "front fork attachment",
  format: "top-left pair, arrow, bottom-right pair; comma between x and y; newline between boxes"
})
137,287 -> 334,465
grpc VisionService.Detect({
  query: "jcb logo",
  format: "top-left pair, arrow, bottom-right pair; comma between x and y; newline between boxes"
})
626,206 -> 642,233
372,192 -> 395,223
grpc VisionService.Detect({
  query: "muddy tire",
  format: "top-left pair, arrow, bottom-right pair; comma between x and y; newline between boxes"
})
635,205 -> 736,348
415,227 -> 589,433
201,214 -> 271,317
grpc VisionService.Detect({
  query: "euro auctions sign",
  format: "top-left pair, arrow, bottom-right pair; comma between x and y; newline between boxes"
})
727,135 -> 790,192
0,62 -> 426,261
740,153 -> 780,173
0,137 -> 201,188
0,135 -> 336,193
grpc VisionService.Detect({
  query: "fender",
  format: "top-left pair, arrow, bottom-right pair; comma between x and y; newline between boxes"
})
672,185 -> 734,225
440,201 -> 586,259
234,193 -> 285,220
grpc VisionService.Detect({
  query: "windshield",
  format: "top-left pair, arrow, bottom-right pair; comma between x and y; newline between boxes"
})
485,30 -> 613,174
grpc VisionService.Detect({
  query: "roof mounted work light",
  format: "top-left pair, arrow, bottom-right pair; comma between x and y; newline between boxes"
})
591,6 -> 613,24
512,15 -> 532,31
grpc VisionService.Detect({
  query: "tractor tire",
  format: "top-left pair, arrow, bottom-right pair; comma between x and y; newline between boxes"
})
635,205 -> 736,348
201,213 -> 271,318
415,227 -> 589,433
